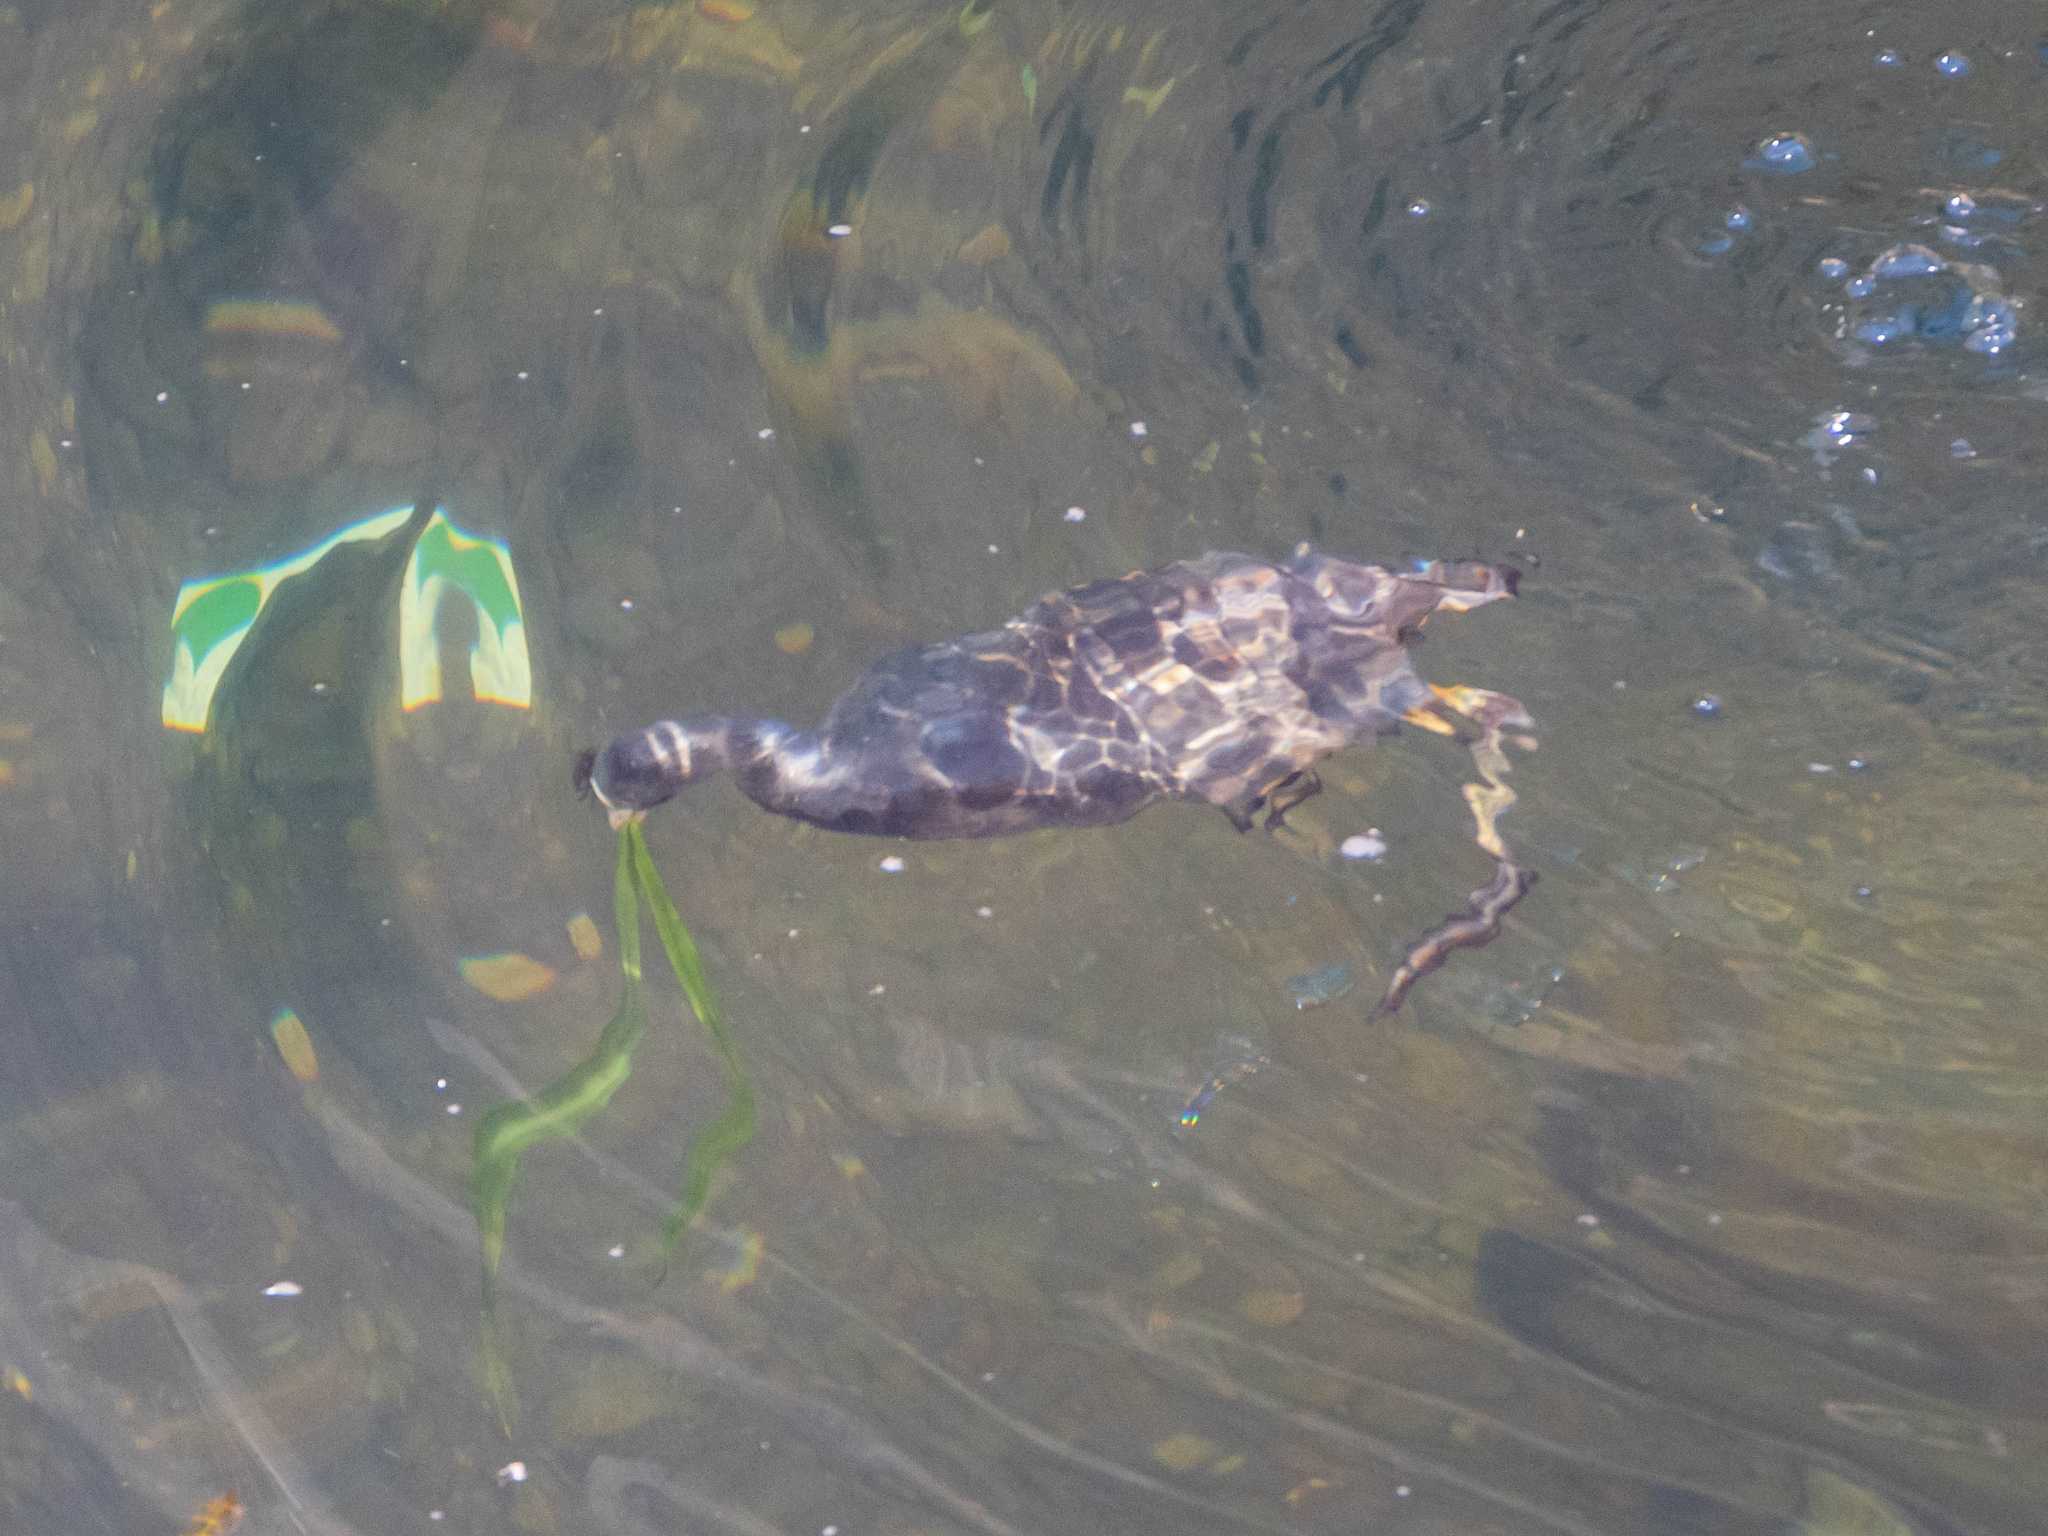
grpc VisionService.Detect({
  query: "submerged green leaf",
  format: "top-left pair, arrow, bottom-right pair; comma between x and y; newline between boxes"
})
467,818 -> 754,1426
628,822 -> 756,1262
472,828 -> 645,1301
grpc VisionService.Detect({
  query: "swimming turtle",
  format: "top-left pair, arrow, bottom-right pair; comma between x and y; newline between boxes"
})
577,546 -> 1537,1012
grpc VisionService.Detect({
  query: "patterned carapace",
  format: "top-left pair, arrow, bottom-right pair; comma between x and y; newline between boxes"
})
577,546 -> 1537,1012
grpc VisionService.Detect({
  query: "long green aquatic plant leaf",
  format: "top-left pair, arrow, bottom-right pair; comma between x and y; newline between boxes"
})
472,826 -> 645,1304
468,819 -> 752,1426
627,821 -> 756,1262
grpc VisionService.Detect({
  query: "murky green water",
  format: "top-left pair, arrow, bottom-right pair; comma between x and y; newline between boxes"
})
2,1 -> 2044,1532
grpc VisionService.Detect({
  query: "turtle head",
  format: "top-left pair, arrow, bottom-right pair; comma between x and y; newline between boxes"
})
1406,559 -> 1518,612
1291,547 -> 1519,636
575,717 -> 743,827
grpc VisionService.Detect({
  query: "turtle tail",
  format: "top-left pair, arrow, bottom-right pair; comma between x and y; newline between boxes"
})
579,718 -> 741,820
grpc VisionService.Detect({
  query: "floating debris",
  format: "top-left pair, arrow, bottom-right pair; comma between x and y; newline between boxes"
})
1339,830 -> 1386,861
495,1461 -> 529,1487
204,297 -> 342,346
715,1228 -> 765,1294
956,223 -> 1011,265
460,952 -> 558,1002
774,621 -> 815,655
1241,1286 -> 1307,1326
261,1280 -> 304,1298
1180,1050 -> 1269,1127
181,1492 -> 245,1536
1152,1432 -> 1219,1472
567,912 -> 604,961
270,1008 -> 319,1082
1285,962 -> 1356,1010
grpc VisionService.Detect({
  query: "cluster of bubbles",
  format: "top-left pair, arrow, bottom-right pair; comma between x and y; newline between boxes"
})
1695,47 -> 2035,364
1824,243 -> 2019,357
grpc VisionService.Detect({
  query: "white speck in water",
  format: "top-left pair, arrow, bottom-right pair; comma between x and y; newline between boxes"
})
262,1280 -> 304,1298
496,1461 -> 528,1487
155,390 -> 169,403
592,306 -> 605,317
1064,505 -> 1087,522
1129,420 -> 1148,437
445,1103 -> 462,1116
435,1077 -> 448,1091
515,370 -> 529,382
788,928 -> 800,939
1708,1212 -> 1723,1226
1808,762 -> 1834,774
879,855 -> 905,873
868,983 -> 886,996
240,380 -> 252,391
976,905 -> 993,918
310,682 -> 328,694
1340,831 -> 1387,862
429,1512 -> 445,1522
607,1244 -> 625,1259
988,544 -> 1000,554
1396,1485 -> 1412,1498
1576,1213 -> 1600,1227
799,124 -> 812,133
826,222 -> 853,237
619,598 -> 635,611
757,427 -> 776,440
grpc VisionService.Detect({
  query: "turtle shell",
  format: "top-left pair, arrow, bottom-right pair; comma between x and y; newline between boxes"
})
585,546 -> 1520,841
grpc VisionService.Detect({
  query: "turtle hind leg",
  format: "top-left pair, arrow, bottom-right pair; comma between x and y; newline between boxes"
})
1261,768 -> 1323,832
1372,860 -> 1537,1017
1376,680 -> 1539,1012
1215,767 -> 1324,834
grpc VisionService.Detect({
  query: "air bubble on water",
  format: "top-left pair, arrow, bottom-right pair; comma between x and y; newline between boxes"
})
1818,257 -> 1849,280
1935,50 -> 1971,77
1871,244 -> 1946,279
1951,438 -> 1977,458
1748,133 -> 1815,174
1874,48 -> 1902,68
